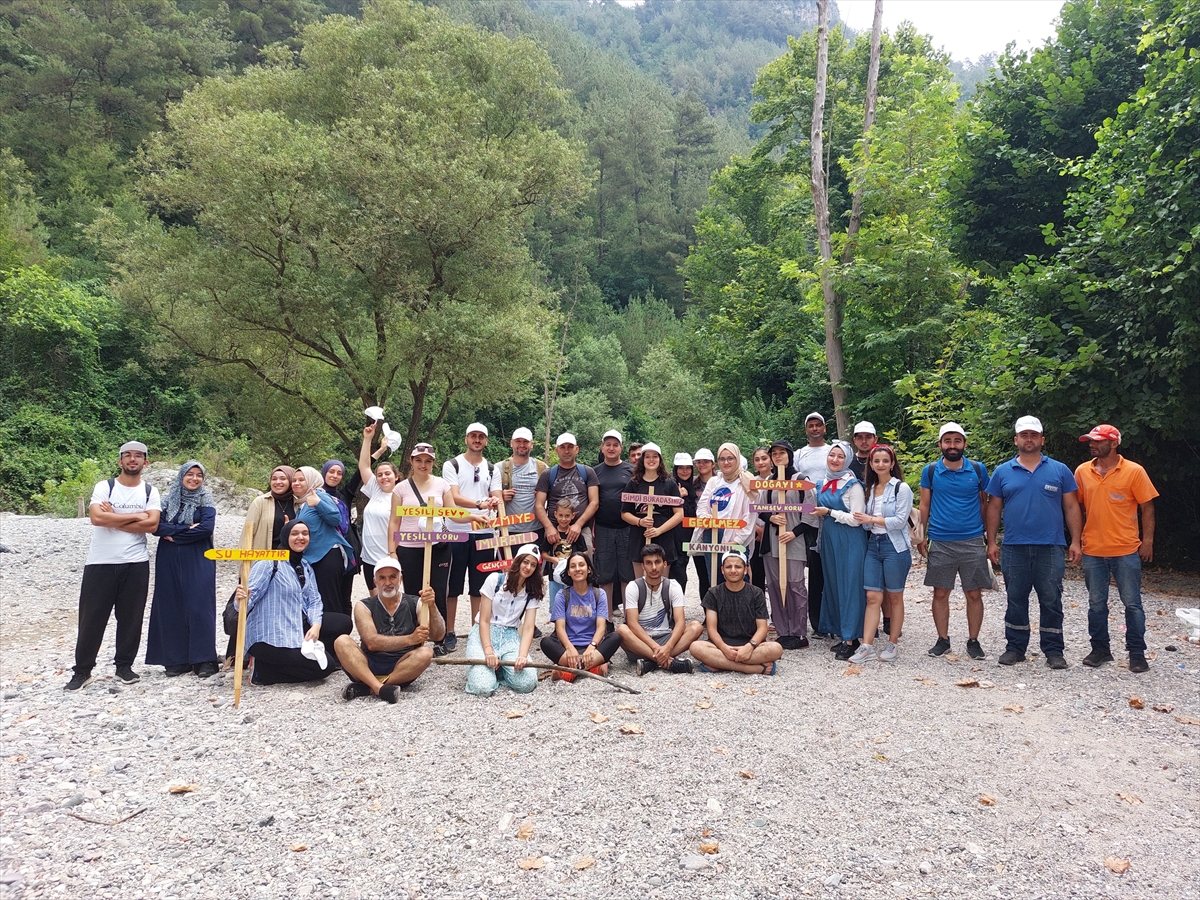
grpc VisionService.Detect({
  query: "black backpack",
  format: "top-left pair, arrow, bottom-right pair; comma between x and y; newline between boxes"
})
631,577 -> 675,628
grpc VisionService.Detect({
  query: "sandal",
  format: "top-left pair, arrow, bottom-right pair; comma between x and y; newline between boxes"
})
761,661 -> 776,676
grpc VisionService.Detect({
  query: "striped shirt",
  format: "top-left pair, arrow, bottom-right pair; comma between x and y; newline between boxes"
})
245,558 -> 323,649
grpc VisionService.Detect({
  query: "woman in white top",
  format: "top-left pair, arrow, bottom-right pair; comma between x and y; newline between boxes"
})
812,441 -> 868,659
696,442 -> 759,585
356,422 -> 399,597
464,545 -> 543,696
849,444 -> 914,663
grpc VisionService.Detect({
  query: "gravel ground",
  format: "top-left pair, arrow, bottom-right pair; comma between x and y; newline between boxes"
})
2,511 -> 1198,900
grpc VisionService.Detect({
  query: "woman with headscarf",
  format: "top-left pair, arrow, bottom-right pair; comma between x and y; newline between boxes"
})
292,466 -> 355,617
321,458 -> 361,607
233,520 -> 353,685
670,452 -> 698,589
464,544 -> 544,696
146,461 -> 219,677
242,465 -> 299,552
762,440 -> 811,649
812,441 -> 868,660
696,443 -> 759,586
621,443 -> 684,579
750,447 -> 774,586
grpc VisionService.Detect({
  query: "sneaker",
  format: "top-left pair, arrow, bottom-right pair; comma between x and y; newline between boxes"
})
928,636 -> 951,657
829,640 -> 846,654
795,637 -> 810,650
432,642 -> 448,658
441,632 -> 458,653
777,635 -> 801,650
849,642 -> 879,663
834,639 -> 860,661
532,626 -> 543,639
635,659 -> 658,677
1082,648 -> 1114,668
378,685 -> 402,703
551,669 -> 577,683
669,657 -> 694,674
998,650 -> 1025,666
342,682 -> 371,701
966,639 -> 986,660
64,672 -> 93,692
1045,655 -> 1068,670
194,661 -> 219,678
115,666 -> 140,684
1128,653 -> 1149,674
878,641 -> 899,662
165,664 -> 191,677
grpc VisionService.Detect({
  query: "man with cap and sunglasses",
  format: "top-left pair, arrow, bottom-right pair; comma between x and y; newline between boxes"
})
444,423 -> 500,653
986,416 -> 1082,669
917,423 -> 992,660
1074,424 -> 1158,673
591,429 -> 634,614
66,441 -> 162,691
793,413 -> 831,638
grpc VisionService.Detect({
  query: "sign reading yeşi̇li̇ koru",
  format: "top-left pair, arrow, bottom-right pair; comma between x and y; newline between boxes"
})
392,530 -> 470,543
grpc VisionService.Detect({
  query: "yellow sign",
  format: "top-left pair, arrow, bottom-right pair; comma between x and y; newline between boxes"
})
203,549 -> 290,561
394,506 -> 471,518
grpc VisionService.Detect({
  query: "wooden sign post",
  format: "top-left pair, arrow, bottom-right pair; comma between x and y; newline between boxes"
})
621,490 -> 683,546
748,478 -> 816,605
209,544 -> 290,708
776,465 -> 788,600
394,504 -> 470,627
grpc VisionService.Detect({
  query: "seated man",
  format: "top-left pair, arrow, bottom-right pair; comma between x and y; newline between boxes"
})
691,553 -> 783,675
616,543 -> 703,675
334,559 -> 443,703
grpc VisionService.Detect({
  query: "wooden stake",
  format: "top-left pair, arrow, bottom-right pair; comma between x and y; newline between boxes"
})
232,521 -> 253,708
777,464 -> 788,605
497,498 -> 513,561
419,496 -> 435,628
645,485 -> 655,545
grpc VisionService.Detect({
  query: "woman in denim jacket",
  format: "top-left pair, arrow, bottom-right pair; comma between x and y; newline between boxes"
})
849,445 -> 913,663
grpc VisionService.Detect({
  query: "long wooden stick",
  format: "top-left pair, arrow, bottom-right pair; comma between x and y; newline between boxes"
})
419,496 -> 434,628
645,485 -> 655,545
776,464 -> 788,605
233,521 -> 253,708
497,498 -> 513,561
433,657 -> 641,694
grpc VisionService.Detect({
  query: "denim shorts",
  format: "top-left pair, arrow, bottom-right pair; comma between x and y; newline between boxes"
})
863,532 -> 913,593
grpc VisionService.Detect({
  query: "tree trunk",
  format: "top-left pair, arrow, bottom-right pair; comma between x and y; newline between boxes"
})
810,0 -> 850,437
842,0 -> 883,264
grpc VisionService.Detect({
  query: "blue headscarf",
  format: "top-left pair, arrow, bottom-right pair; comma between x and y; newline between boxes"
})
162,460 -> 215,524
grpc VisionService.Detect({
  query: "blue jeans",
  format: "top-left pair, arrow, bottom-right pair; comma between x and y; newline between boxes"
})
1001,544 -> 1065,656
1082,553 -> 1146,654
863,533 -> 912,593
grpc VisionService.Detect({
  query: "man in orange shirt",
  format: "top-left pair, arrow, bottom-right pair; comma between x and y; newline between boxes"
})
1074,425 -> 1158,673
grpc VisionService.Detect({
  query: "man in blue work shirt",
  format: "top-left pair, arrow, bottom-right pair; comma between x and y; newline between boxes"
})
985,416 -> 1082,669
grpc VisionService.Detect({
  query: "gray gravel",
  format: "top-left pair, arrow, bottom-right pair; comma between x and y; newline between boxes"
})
2,511 -> 1199,899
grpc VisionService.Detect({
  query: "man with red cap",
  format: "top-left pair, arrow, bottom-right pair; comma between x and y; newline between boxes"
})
1074,425 -> 1158,673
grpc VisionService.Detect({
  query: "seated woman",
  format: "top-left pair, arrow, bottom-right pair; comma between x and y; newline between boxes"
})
292,466 -> 355,617
540,551 -> 622,680
233,520 -> 352,685
464,545 -> 543,697
146,461 -> 218,677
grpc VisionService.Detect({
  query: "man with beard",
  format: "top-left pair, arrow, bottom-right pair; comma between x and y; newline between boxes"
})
1074,424 -> 1157,673
66,441 -> 161,691
986,416 -> 1082,669
848,421 -> 876,481
335,560 -> 442,701
916,423 -> 992,660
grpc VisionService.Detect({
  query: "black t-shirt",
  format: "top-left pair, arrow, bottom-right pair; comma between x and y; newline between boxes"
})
849,454 -> 869,481
535,464 -> 597,521
593,460 -> 634,527
538,531 -> 587,577
359,594 -> 419,659
620,475 -> 682,531
701,582 -> 768,646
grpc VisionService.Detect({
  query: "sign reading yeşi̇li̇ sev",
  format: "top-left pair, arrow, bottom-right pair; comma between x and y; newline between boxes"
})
204,549 -> 289,561
620,492 -> 684,506
683,517 -> 747,529
395,505 -> 470,518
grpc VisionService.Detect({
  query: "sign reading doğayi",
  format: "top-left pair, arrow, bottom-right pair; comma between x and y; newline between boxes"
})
750,478 -> 816,491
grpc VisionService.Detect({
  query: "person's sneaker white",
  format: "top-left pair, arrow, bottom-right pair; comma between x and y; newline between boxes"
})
878,641 -> 899,662
849,642 -> 879,663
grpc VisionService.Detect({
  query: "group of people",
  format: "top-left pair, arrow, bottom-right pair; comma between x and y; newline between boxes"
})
64,412 -> 1159,699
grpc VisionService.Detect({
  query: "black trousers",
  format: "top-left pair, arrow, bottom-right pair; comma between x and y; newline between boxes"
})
248,611 -> 353,685
310,547 -> 350,616
801,524 -> 824,633
540,631 -> 622,664
74,562 -> 150,674
396,543 -> 452,625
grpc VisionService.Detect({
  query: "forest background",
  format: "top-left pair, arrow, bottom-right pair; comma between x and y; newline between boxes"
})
1,0 -> 1196,567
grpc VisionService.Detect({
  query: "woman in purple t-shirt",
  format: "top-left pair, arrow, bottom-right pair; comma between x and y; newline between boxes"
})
539,552 -> 622,679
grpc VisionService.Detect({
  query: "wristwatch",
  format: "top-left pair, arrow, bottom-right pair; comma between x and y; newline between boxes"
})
749,639 -> 759,648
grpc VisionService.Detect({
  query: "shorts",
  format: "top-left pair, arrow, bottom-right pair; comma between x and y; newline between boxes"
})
594,524 -> 634,587
863,532 -> 913,593
924,536 -> 993,592
365,647 -> 414,676
623,631 -> 671,664
448,533 -> 493,597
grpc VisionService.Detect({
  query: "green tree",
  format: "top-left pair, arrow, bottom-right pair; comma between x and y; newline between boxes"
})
105,0 -> 586,461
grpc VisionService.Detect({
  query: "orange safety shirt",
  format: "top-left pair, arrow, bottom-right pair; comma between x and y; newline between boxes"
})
1074,456 -> 1158,557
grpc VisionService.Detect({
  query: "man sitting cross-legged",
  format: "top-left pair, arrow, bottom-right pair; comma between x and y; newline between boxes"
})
690,553 -> 783,675
616,543 -> 703,675
334,559 -> 443,702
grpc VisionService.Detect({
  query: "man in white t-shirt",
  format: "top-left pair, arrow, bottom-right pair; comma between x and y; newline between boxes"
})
616,543 -> 702,675
489,427 -> 546,538
443,422 -> 500,653
793,412 -> 831,638
66,441 -> 162,691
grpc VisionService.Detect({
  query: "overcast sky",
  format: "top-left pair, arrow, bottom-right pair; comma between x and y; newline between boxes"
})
836,1 -> 1065,61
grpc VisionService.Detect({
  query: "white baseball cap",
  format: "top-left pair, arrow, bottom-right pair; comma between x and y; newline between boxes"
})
938,422 -> 967,440
465,422 -> 488,437
640,442 -> 662,458
556,432 -> 577,446
119,440 -> 148,455
673,452 -> 693,466
694,448 -> 715,462
515,543 -> 540,560
373,558 -> 401,576
511,427 -> 533,442
1014,416 -> 1043,434
853,421 -> 876,436
602,429 -> 623,442
721,551 -> 747,564
805,412 -> 825,424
